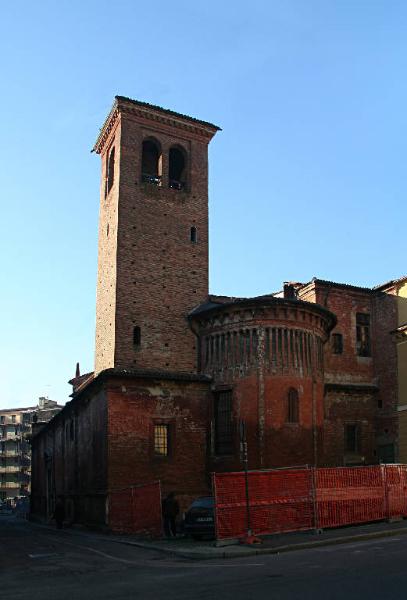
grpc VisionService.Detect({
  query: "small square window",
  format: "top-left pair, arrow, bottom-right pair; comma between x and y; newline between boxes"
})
154,424 -> 169,456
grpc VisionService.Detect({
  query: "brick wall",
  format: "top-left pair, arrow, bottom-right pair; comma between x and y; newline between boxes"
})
299,282 -> 375,384
373,290 -> 398,459
94,117 -> 121,374
107,374 -> 211,513
31,389 -> 108,524
298,280 -> 399,465
322,388 -> 377,466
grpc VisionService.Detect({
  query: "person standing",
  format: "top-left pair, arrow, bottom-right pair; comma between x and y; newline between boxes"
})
162,492 -> 179,538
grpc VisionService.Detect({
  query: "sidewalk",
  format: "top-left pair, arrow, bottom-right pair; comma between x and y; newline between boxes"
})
28,516 -> 407,560
105,519 -> 407,560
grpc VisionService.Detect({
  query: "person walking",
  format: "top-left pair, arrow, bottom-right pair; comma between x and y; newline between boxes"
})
53,498 -> 65,529
162,492 -> 179,538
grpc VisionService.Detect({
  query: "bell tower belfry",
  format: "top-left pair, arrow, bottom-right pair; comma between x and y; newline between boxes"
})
93,96 -> 219,376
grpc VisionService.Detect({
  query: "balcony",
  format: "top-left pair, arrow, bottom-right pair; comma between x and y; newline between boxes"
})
0,482 -> 20,490
0,466 -> 20,473
169,179 -> 185,191
142,173 -> 162,186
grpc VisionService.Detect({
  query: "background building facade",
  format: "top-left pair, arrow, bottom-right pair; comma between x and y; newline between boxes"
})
0,398 -> 62,502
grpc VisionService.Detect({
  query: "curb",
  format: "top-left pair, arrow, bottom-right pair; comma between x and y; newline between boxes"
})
107,525 -> 407,560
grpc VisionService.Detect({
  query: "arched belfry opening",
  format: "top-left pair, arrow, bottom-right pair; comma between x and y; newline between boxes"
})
141,139 -> 162,185
169,146 -> 187,190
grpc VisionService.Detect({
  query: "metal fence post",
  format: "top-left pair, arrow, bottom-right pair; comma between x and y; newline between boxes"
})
382,464 -> 390,520
311,466 -> 320,532
212,473 -> 218,541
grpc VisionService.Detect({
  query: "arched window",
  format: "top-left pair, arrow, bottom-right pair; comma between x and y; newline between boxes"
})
169,146 -> 187,190
287,388 -> 299,423
190,226 -> 197,243
142,139 -> 162,185
106,146 -> 115,196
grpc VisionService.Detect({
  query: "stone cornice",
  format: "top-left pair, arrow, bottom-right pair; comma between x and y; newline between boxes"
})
189,296 -> 337,335
93,96 -> 220,154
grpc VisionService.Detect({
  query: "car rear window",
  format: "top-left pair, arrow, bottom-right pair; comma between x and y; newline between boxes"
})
190,497 -> 214,509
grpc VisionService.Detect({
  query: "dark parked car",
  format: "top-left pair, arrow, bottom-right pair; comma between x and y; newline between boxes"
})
183,496 -> 215,540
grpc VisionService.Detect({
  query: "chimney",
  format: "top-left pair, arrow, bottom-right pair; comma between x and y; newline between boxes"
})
283,283 -> 296,299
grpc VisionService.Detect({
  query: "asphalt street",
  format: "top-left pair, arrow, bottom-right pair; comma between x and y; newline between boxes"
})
2,515 -> 407,599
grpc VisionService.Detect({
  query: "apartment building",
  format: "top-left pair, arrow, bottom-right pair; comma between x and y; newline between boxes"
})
0,398 -> 62,502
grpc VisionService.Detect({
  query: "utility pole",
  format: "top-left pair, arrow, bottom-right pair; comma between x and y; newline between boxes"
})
239,420 -> 261,545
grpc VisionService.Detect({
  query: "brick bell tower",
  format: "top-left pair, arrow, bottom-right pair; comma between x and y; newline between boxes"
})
93,96 -> 219,375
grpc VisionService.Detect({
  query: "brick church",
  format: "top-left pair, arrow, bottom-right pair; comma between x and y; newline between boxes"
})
31,96 -> 406,525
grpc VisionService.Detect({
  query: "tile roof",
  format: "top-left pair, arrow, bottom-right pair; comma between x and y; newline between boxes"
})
115,96 -> 221,131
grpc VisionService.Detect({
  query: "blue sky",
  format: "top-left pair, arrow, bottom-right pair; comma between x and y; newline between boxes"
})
0,0 -> 405,408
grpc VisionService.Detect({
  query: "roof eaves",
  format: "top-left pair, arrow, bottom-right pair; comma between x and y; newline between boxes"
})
115,96 -> 221,132
310,278 -> 374,293
93,96 -> 221,154
373,275 -> 407,291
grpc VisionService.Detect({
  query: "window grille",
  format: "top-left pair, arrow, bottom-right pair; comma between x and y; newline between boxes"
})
154,424 -> 169,456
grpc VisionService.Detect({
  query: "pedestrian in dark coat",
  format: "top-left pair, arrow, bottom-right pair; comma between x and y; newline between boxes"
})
162,492 -> 179,538
53,498 -> 65,529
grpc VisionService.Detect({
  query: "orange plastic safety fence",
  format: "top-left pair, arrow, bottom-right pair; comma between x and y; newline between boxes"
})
315,467 -> 385,528
213,469 -> 314,540
213,465 -> 407,540
108,481 -> 163,537
383,464 -> 407,519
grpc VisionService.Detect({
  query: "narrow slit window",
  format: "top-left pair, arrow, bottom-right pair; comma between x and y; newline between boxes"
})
106,146 -> 115,196
332,333 -> 343,354
345,424 -> 360,453
190,226 -> 197,243
356,313 -> 371,357
133,326 -> 141,347
287,388 -> 299,423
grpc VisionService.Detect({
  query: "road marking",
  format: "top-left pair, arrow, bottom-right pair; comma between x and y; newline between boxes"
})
41,535 -> 264,568
28,553 -> 59,559
73,546 -> 264,568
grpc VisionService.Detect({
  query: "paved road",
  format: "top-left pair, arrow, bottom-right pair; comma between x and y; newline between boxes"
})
1,515 -> 407,599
